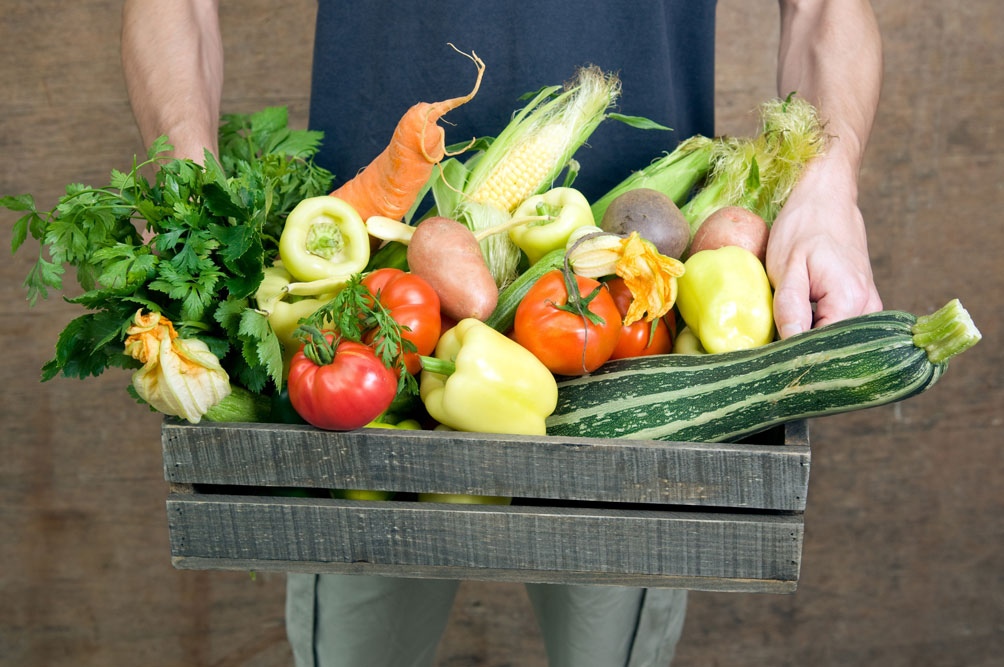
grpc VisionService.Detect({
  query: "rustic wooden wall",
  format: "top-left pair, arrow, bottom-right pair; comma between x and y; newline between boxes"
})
1,1 -> 1000,666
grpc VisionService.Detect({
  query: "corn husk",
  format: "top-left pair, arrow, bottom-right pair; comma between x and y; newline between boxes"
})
438,66 -> 622,287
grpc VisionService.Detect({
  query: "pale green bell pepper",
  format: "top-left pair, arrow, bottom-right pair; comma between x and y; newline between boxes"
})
509,187 -> 595,264
419,318 -> 558,436
675,246 -> 775,353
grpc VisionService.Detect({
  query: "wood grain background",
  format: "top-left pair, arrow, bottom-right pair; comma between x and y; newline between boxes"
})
1,1 -> 1000,666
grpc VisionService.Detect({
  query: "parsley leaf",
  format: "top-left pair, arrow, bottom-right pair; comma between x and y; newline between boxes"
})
4,106 -> 334,397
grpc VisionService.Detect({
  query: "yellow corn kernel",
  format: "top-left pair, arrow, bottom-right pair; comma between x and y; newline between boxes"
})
468,124 -> 567,213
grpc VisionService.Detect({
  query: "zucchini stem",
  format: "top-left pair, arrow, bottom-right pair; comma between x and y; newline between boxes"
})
912,299 -> 982,364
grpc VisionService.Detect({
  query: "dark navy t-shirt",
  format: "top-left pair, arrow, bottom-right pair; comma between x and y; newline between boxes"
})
308,1 -> 717,202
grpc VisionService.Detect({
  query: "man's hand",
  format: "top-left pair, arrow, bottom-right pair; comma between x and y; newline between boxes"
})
766,155 -> 882,339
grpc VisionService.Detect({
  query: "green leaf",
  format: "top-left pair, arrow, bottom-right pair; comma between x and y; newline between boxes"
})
213,296 -> 248,337
270,128 -> 326,158
109,168 -> 135,191
249,106 -> 289,140
120,293 -> 164,314
92,244 -> 158,290
10,211 -> 39,253
149,261 -> 223,322
213,223 -> 255,267
148,135 -> 173,160
22,257 -> 64,305
238,308 -> 284,390
607,113 -> 672,131
134,198 -> 171,230
41,311 -> 131,381
202,181 -> 246,220
224,251 -> 265,301
2,193 -> 42,250
1,193 -> 37,212
201,154 -> 249,221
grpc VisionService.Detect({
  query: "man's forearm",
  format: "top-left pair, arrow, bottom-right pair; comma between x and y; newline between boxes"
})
766,0 -> 884,337
777,0 -> 882,181
121,0 -> 223,161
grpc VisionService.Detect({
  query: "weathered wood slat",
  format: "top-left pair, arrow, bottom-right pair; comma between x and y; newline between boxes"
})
170,557 -> 797,594
167,494 -> 803,593
162,421 -> 809,511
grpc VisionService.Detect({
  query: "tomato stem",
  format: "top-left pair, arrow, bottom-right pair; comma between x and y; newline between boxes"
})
557,253 -> 606,326
297,325 -> 338,366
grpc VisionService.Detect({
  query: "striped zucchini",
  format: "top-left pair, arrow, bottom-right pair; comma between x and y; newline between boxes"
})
546,299 -> 981,443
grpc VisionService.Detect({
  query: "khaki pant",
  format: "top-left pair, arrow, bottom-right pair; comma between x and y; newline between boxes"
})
286,574 -> 687,667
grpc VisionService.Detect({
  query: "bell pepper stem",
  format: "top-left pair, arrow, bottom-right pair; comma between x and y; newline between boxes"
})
419,356 -> 457,376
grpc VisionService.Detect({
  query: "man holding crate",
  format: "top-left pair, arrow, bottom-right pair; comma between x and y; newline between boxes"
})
121,1 -> 883,665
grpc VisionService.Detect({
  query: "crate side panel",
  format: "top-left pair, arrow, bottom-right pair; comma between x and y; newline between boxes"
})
162,421 -> 810,510
166,495 -> 804,587
170,558 -> 798,593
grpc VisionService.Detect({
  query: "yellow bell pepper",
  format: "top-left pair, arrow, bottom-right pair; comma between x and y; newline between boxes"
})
419,318 -> 558,436
364,419 -> 422,431
671,325 -> 707,355
255,263 -> 338,363
509,186 -> 595,264
279,195 -> 370,284
675,246 -> 775,353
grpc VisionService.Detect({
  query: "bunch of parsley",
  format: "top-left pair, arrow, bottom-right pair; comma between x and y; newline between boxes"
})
3,106 -> 333,395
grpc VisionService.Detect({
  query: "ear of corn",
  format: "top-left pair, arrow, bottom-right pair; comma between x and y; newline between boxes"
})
589,134 -> 715,222
467,123 -> 569,213
444,66 -> 621,287
680,93 -> 828,233
464,67 -> 621,211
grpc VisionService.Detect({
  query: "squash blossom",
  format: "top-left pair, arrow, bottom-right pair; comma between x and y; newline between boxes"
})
614,233 -> 685,325
124,309 -> 231,423
567,228 -> 684,325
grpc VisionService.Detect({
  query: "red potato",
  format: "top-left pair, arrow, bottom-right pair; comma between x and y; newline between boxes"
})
688,205 -> 770,263
406,216 -> 499,321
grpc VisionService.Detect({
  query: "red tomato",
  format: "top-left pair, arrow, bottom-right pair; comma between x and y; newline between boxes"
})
288,337 -> 398,431
362,268 -> 442,375
606,277 -> 674,359
513,270 -> 622,376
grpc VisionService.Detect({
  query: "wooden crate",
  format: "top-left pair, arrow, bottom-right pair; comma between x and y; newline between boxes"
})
162,419 -> 809,593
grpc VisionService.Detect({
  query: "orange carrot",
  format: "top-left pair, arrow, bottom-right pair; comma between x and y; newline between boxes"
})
330,50 -> 485,221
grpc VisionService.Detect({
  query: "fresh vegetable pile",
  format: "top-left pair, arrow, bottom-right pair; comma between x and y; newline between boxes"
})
5,55 -> 981,450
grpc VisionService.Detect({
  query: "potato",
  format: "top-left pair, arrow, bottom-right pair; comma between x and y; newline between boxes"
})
600,188 -> 690,259
688,206 -> 769,263
406,216 -> 499,321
